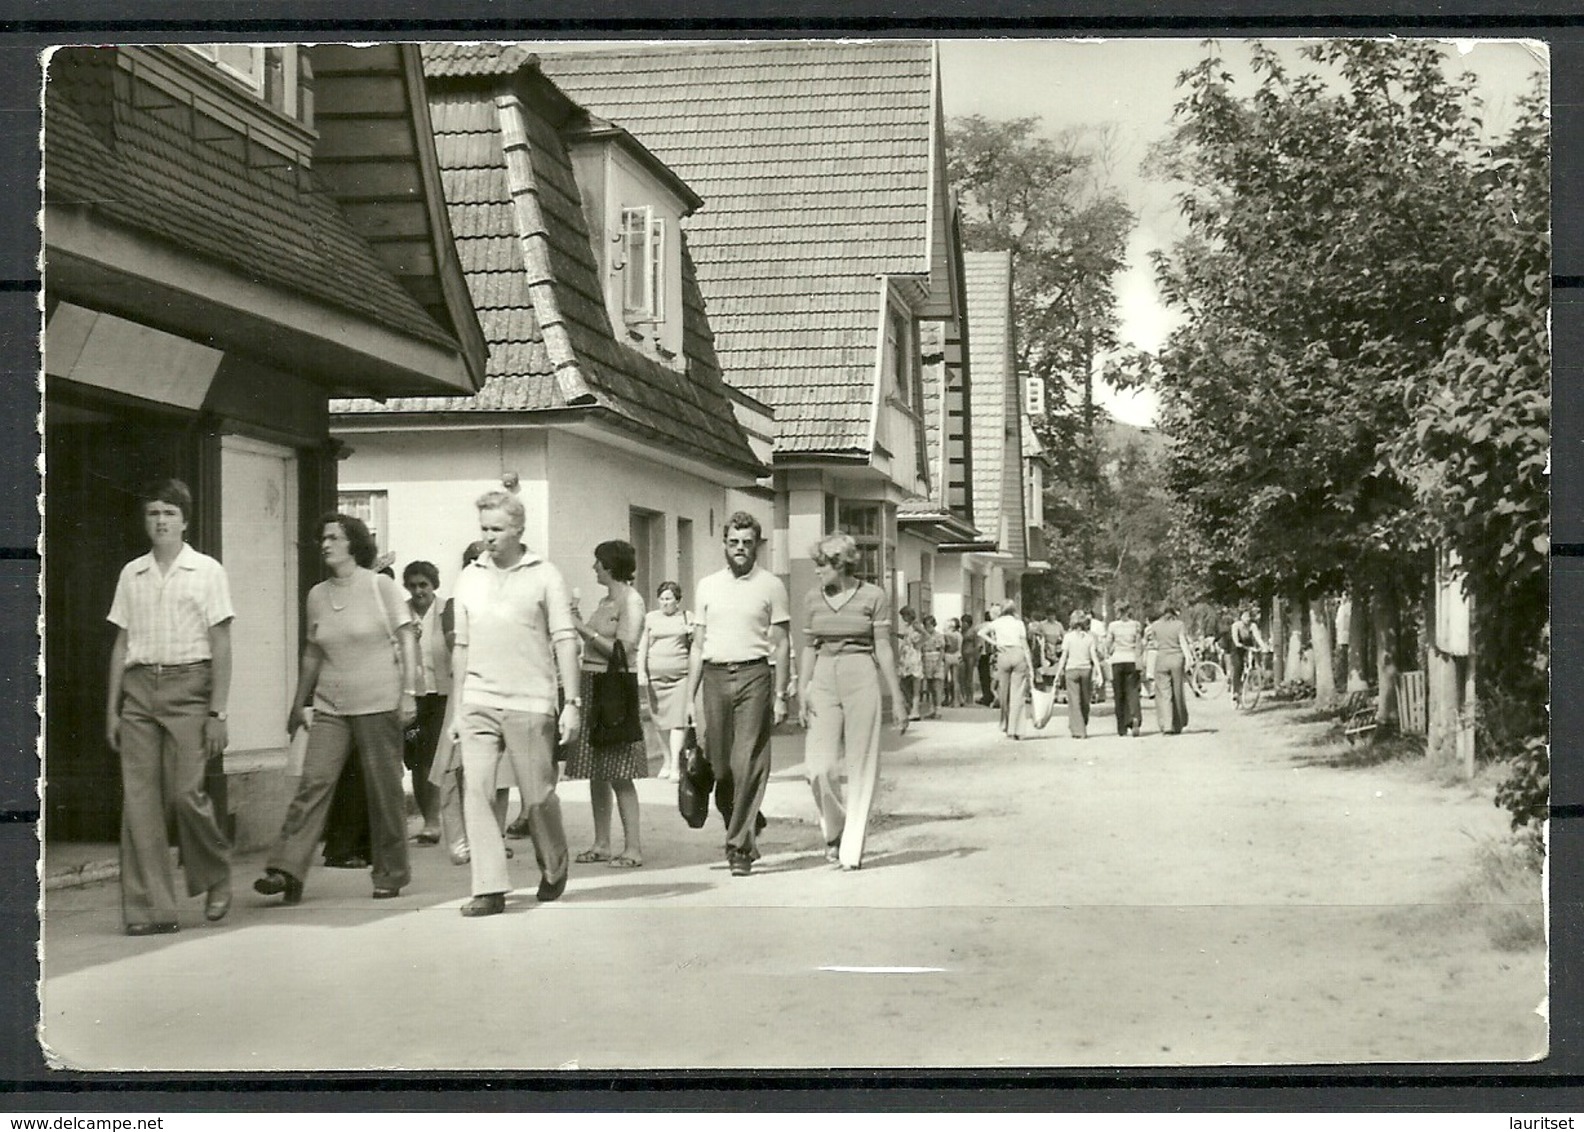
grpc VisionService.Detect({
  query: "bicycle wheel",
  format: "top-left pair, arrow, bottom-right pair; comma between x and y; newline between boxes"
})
1242,665 -> 1266,711
1191,660 -> 1227,699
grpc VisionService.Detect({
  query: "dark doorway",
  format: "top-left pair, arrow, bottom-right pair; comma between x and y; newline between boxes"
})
44,394 -> 201,842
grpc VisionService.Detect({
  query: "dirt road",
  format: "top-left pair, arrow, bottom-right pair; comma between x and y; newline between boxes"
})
40,691 -> 1544,1069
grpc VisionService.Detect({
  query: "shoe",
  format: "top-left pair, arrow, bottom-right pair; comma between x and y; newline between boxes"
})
461,893 -> 506,917
754,811 -> 767,835
608,854 -> 643,869
729,855 -> 752,877
824,843 -> 841,864
449,842 -> 471,865
253,869 -> 304,905
505,816 -> 532,840
536,872 -> 568,902
372,887 -> 402,899
575,848 -> 611,864
203,881 -> 232,923
125,921 -> 179,937
840,862 -> 862,872
412,829 -> 441,845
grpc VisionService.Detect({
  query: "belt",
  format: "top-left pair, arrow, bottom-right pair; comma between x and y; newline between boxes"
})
128,660 -> 211,675
704,657 -> 769,672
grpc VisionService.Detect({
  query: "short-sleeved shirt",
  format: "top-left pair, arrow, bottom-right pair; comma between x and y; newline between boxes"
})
1061,629 -> 1100,670
1151,617 -> 1192,660
107,543 -> 235,667
980,614 -> 1028,653
453,551 -> 576,715
642,609 -> 693,677
801,581 -> 890,656
411,599 -> 452,696
693,565 -> 789,662
581,586 -> 645,674
308,568 -> 413,716
1105,618 -> 1143,664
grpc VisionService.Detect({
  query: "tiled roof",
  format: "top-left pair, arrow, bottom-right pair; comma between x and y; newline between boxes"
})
536,41 -> 937,453
964,250 -> 1025,561
44,48 -> 458,354
335,58 -> 760,477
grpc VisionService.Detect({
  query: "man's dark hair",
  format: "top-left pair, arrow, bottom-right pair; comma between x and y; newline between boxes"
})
595,539 -> 638,584
722,511 -> 762,542
404,560 -> 440,589
140,478 -> 193,523
316,511 -> 378,570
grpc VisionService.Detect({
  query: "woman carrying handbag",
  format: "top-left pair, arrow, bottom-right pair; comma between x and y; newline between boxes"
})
564,539 -> 648,868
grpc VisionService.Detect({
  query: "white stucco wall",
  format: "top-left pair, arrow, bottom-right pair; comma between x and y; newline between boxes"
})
338,425 -> 738,608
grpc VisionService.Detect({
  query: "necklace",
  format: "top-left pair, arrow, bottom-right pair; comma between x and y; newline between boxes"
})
327,571 -> 356,612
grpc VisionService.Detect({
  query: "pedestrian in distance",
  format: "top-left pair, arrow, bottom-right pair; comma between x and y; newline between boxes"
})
1054,611 -> 1101,739
976,610 -> 998,706
958,617 -> 980,706
683,512 -> 791,877
105,478 -> 235,935
919,614 -> 945,719
941,617 -> 963,709
1148,603 -> 1198,735
565,539 -> 649,869
256,512 -> 417,906
442,491 -> 578,917
402,559 -> 449,846
1104,602 -> 1145,737
896,605 -> 924,720
637,580 -> 694,781
979,601 -> 1031,740
797,533 -> 909,870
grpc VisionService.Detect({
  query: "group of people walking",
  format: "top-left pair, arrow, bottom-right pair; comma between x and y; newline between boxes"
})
964,600 -> 1204,741
104,480 -> 921,935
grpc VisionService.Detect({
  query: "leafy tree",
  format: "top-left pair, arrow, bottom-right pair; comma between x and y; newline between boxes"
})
947,115 -> 1135,599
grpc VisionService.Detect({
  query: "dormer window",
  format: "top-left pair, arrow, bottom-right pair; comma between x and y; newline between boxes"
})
180,44 -> 305,124
621,205 -> 666,324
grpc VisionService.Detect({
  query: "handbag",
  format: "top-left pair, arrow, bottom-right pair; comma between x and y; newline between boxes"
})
1029,680 -> 1057,729
589,639 -> 644,746
676,726 -> 713,829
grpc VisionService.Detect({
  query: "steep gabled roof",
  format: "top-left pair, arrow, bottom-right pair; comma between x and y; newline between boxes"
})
44,47 -> 461,359
334,52 -> 760,479
964,250 -> 1026,562
533,41 -> 938,454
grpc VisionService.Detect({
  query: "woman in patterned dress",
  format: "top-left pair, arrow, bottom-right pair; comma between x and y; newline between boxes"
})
564,539 -> 648,868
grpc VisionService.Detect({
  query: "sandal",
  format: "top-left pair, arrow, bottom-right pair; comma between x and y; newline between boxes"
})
608,854 -> 643,869
575,848 -> 611,864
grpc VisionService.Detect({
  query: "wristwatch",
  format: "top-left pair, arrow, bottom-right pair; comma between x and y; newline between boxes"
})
208,710 -> 228,721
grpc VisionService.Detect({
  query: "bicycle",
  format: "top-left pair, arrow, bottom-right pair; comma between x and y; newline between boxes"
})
1237,648 -> 1273,711
1189,658 -> 1227,699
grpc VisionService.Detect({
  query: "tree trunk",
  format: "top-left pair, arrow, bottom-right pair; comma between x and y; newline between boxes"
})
1373,586 -> 1400,726
1347,582 -> 1371,692
1285,594 -> 1306,684
1271,595 -> 1287,684
1311,597 -> 1336,708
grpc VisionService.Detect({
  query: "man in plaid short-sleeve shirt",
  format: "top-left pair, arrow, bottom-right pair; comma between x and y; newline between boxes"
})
105,479 -> 235,935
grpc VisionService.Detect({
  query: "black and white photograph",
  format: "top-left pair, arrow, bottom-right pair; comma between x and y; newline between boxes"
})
38,35 -> 1549,1070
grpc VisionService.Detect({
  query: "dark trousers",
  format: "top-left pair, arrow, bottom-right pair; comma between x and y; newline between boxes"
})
1155,655 -> 1189,734
268,711 -> 412,892
700,660 -> 774,862
1111,662 -> 1142,735
977,653 -> 995,704
404,693 -> 447,826
1065,667 -> 1093,738
1228,647 -> 1246,698
323,752 -> 370,863
117,664 -> 231,927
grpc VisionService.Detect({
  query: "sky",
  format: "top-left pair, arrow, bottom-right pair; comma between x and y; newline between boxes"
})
937,36 -> 1547,426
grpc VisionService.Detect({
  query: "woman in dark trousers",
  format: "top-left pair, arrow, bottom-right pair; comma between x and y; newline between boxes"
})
1104,602 -> 1144,737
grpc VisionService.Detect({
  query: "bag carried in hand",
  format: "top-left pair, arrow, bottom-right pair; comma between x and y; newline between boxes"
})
589,639 -> 644,747
677,726 -> 713,829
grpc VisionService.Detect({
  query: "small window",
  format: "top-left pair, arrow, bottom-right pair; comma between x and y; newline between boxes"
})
185,44 -> 267,97
886,308 -> 913,408
337,490 -> 388,556
1023,374 -> 1046,418
837,500 -> 883,586
621,205 -> 665,323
